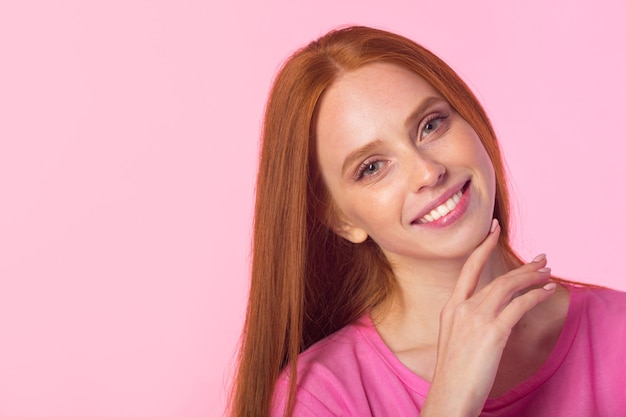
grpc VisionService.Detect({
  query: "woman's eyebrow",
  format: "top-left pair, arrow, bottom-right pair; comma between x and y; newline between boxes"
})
404,96 -> 445,129
341,139 -> 383,176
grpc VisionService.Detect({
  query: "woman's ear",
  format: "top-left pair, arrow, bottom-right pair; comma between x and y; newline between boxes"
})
332,218 -> 368,244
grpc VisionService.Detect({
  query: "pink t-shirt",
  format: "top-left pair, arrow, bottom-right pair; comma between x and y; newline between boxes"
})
271,284 -> 626,416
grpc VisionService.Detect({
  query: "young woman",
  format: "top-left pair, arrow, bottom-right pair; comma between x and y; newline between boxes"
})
230,26 -> 626,417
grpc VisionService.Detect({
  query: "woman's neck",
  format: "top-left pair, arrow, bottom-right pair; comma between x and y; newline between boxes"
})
370,247 -> 569,397
372,247 -> 513,347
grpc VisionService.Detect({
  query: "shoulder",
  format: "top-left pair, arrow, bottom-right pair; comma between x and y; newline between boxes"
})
571,283 -> 626,314
566,283 -> 626,339
283,316 -> 375,390
559,284 -> 626,410
271,316 -> 380,417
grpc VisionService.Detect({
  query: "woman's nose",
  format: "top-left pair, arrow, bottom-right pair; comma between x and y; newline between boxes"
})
408,150 -> 446,192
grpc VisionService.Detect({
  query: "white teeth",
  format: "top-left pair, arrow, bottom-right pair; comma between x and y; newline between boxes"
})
418,189 -> 463,224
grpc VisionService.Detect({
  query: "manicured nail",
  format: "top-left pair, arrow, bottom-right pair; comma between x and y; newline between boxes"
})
490,219 -> 499,233
538,267 -> 551,273
543,282 -> 557,291
532,254 -> 546,263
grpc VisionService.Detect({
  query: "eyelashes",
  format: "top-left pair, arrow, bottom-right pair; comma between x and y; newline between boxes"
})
419,112 -> 448,139
355,159 -> 386,180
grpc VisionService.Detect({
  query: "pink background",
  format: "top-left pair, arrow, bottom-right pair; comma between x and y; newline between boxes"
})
1,1 -> 624,416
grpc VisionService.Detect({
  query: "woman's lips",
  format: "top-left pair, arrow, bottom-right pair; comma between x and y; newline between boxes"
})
412,181 -> 470,226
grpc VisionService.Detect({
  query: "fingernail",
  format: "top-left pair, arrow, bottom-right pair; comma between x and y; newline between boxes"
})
490,219 -> 499,233
532,254 -> 546,263
543,282 -> 557,291
538,267 -> 551,273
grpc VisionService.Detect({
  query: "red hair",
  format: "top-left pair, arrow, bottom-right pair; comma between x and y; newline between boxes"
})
230,26 -> 523,417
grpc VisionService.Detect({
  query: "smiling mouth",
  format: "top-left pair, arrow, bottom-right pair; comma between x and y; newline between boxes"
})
415,181 -> 469,224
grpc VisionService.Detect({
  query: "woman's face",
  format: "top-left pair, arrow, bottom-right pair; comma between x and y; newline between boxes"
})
315,63 -> 496,266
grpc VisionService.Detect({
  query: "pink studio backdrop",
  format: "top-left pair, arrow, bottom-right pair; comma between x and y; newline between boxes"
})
1,1 -> 624,416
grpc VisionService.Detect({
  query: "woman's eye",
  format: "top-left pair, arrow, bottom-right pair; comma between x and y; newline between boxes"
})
356,160 -> 383,179
421,117 -> 442,138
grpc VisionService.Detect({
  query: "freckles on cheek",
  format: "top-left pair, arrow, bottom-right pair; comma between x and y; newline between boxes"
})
342,187 -> 399,224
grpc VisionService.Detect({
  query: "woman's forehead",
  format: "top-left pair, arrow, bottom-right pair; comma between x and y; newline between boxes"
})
317,63 -> 442,138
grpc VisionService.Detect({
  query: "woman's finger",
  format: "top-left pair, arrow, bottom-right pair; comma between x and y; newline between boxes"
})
478,268 -> 552,315
448,219 -> 500,304
496,283 -> 557,329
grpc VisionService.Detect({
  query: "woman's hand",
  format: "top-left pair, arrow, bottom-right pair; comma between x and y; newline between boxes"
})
420,219 -> 556,417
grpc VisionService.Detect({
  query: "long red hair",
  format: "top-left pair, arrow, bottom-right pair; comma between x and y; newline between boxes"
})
230,25 -> 522,417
